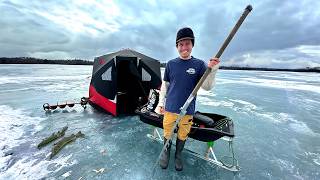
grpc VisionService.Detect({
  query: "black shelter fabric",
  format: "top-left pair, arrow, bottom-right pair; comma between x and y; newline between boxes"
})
116,57 -> 143,114
90,60 -> 117,100
90,49 -> 162,115
92,49 -> 161,83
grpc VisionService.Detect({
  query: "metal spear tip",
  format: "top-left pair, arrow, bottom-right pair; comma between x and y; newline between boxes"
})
245,5 -> 253,12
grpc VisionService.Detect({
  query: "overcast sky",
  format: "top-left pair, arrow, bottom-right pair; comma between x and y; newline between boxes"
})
1,0 -> 320,68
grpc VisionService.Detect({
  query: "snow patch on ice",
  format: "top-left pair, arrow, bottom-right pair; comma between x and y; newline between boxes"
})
197,97 -> 234,108
0,105 -> 45,148
229,99 -> 257,110
0,75 -> 89,85
313,156 -> 320,166
198,88 -> 217,97
218,77 -> 320,94
0,154 -> 77,179
0,88 -> 31,93
0,78 -> 20,85
304,152 -> 320,166
289,120 -> 318,137
252,111 -> 318,136
61,170 -> 72,178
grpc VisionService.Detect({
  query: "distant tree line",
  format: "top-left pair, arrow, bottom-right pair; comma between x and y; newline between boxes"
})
219,66 -> 320,73
160,62 -> 319,73
1,57 -> 319,73
160,62 -> 166,67
0,57 -> 93,65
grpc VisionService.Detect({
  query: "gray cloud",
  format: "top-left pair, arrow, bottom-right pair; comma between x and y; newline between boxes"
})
0,0 -> 319,68
224,45 -> 320,68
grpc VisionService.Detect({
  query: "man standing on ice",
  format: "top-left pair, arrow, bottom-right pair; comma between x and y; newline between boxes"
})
155,27 -> 220,171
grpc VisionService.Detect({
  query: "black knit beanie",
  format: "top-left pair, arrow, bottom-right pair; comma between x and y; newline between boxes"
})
176,27 -> 195,46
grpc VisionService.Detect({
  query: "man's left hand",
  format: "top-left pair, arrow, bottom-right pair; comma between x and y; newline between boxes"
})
208,58 -> 220,68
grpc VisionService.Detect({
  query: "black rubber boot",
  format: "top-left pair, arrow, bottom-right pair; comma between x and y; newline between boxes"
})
175,138 -> 186,171
159,138 -> 171,169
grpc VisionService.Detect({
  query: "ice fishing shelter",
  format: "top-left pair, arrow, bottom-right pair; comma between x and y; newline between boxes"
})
89,49 -> 162,116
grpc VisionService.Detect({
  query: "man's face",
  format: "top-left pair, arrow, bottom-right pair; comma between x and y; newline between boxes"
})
177,39 -> 193,59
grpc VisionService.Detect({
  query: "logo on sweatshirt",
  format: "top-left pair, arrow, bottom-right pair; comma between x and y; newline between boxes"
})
186,68 -> 196,74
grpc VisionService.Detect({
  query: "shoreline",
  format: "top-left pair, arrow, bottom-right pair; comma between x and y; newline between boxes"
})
1,58 -> 319,73
218,66 -> 320,73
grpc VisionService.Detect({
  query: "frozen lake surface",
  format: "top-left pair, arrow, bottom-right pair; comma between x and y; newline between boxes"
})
0,64 -> 319,179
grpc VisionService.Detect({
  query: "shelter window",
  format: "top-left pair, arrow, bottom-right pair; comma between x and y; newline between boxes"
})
101,67 -> 112,81
142,68 -> 151,81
